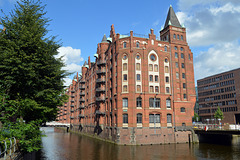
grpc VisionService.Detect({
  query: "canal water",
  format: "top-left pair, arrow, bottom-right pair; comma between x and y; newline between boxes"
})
36,127 -> 240,160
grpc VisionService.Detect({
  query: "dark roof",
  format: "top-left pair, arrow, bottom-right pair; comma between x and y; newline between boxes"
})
164,6 -> 182,28
101,34 -> 108,43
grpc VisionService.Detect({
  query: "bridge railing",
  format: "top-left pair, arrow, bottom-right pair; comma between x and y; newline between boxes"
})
0,137 -> 17,160
193,123 -> 240,130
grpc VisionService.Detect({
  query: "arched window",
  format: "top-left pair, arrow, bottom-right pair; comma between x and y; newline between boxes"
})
137,113 -> 142,123
181,35 -> 183,41
177,35 -> 180,40
123,114 -> 128,123
136,41 -> 140,48
180,47 -> 184,52
167,114 -> 172,123
136,97 -> 142,107
174,46 -> 178,50
180,107 -> 186,112
166,99 -> 171,108
173,34 -> 176,39
123,63 -> 127,71
123,42 -> 127,48
164,46 -> 167,52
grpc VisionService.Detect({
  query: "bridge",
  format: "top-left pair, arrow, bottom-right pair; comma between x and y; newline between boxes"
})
193,124 -> 240,144
44,121 -> 70,127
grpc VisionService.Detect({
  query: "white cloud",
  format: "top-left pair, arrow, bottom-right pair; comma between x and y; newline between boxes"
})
194,41 -> 240,81
176,0 -> 240,82
56,46 -> 84,86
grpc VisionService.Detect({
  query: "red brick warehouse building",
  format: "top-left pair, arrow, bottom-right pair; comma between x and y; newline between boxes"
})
57,6 -> 196,145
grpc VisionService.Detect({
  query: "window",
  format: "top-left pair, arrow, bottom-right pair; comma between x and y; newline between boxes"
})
123,98 -> 128,108
151,39 -> 154,45
154,65 -> 158,72
165,66 -> 169,73
149,75 -> 153,81
173,34 -> 176,39
123,74 -> 127,81
123,63 -> 127,71
155,86 -> 159,93
166,99 -> 171,108
137,113 -> 142,123
123,42 -> 127,48
177,35 -> 179,40
182,123 -> 186,126
180,47 -> 183,51
165,58 -> 168,63
155,75 -> 158,82
181,107 -> 186,112
150,86 -> 154,92
149,64 -> 153,71
181,35 -> 183,41
149,98 -> 154,107
181,63 -> 185,68
183,94 -> 187,99
137,74 -> 141,81
166,87 -> 170,93
175,52 -> 178,58
188,54 -> 191,60
165,76 -> 169,83
176,72 -> 179,79
155,98 -> 160,108
167,114 -> 172,123
136,63 -> 140,70
181,53 -> 184,59
176,62 -> 179,68
136,42 -> 140,48
123,114 -> 128,123
164,46 -> 167,52
150,54 -> 156,61
174,46 -> 178,50
183,83 -> 186,89
137,85 -> 141,92
123,85 -> 127,92
182,73 -> 185,79
136,97 -> 142,107
149,114 -> 160,123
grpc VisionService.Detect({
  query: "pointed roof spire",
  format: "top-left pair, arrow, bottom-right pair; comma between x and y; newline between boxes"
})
101,34 -> 108,43
83,61 -> 87,66
164,5 -> 181,28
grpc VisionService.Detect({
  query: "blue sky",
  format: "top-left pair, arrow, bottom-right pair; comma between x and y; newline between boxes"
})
1,0 -> 240,86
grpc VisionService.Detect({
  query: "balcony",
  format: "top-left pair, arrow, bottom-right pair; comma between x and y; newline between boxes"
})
78,114 -> 85,118
79,85 -> 86,90
71,90 -> 75,93
97,60 -> 106,66
96,78 -> 106,83
96,87 -> 105,92
96,68 -> 106,74
79,92 -> 85,96
79,98 -> 85,102
70,105 -> 74,108
79,105 -> 85,109
70,116 -> 74,119
79,80 -> 85,84
96,97 -> 106,102
71,100 -> 74,103
71,95 -> 75,98
95,110 -> 105,115
70,109 -> 74,112
64,109 -> 67,111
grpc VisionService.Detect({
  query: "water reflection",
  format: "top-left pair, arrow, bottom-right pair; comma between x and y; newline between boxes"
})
38,127 -> 240,160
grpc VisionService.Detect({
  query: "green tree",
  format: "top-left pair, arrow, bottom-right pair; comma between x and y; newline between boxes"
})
0,0 -> 68,152
0,0 -> 68,123
214,107 -> 224,120
193,112 -> 200,122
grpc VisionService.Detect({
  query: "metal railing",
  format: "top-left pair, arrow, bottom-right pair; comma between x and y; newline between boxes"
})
0,137 -> 17,160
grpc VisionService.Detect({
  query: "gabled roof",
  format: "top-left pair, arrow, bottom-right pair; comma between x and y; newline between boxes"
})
164,5 -> 182,29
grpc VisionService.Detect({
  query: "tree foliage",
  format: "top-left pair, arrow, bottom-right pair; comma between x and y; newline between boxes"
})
214,107 -> 224,120
0,0 -> 68,152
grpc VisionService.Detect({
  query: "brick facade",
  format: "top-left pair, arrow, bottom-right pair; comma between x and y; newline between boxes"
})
57,6 -> 196,144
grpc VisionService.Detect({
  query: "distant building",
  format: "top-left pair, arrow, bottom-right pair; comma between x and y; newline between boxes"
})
57,6 -> 196,145
197,68 -> 240,124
